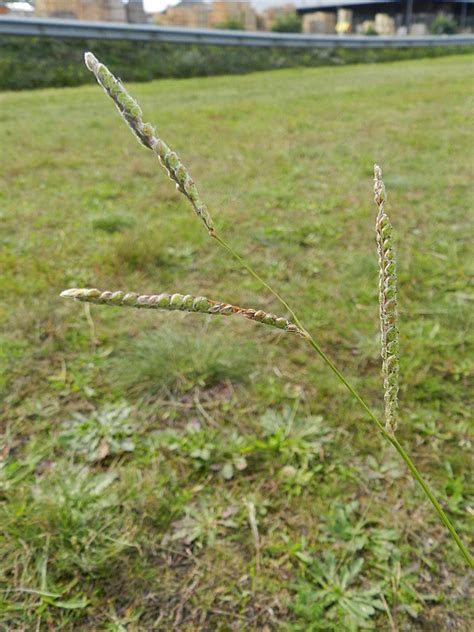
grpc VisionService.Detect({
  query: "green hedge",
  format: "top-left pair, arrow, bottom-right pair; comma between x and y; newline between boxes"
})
0,35 -> 472,90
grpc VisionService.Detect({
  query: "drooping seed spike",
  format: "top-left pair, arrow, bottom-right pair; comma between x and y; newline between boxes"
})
374,165 -> 400,434
60,287 -> 305,337
84,52 -> 215,235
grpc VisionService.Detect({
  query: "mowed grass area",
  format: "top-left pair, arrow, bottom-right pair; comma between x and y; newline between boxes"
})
0,55 -> 473,629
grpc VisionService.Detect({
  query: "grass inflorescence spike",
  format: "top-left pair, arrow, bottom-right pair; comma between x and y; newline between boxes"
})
84,52 -> 215,235
60,288 -> 305,337
374,164 -> 399,434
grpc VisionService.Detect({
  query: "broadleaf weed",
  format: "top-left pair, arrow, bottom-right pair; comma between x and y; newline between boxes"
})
59,401 -> 136,462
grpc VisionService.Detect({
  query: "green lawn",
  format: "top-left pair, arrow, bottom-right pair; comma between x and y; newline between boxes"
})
0,55 -> 472,630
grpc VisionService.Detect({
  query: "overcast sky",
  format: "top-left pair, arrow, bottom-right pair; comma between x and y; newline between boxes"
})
143,1 -> 293,13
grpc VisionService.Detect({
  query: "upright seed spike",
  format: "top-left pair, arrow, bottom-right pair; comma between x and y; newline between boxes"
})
374,164 -> 400,434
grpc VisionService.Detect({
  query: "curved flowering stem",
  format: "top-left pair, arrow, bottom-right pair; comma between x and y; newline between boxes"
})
60,288 -> 305,337
81,53 -> 473,569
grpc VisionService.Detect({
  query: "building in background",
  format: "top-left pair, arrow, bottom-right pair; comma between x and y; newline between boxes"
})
34,0 -> 148,23
76,0 -> 126,22
35,0 -> 76,18
157,1 -> 258,31
11,0 -> 470,32
126,0 -> 146,22
209,1 -> 258,30
157,0 -> 211,27
259,3 -> 296,29
302,9 -> 336,32
1,1 -> 35,15
295,0 -> 473,34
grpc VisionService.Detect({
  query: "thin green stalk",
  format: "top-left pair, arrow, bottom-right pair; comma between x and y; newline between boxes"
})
212,234 -> 474,570
212,234 -> 305,331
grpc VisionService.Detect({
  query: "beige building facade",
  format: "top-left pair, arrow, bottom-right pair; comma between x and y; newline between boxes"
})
35,0 -> 76,18
35,0 -> 128,22
157,1 -> 258,31
157,0 -> 211,28
209,1 -> 257,30
302,10 -> 336,33
260,3 -> 296,31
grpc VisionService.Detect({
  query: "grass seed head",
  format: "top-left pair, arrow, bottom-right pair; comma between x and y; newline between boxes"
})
60,287 -> 305,337
84,52 -> 215,235
374,165 -> 399,434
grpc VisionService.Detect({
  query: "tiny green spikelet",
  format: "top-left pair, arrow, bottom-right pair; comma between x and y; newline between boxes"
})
84,52 -> 215,235
374,164 -> 399,434
60,288 -> 305,337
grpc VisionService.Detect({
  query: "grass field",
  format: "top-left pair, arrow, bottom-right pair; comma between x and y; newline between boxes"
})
0,55 -> 473,630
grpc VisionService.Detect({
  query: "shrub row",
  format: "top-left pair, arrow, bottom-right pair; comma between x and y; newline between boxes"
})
0,35 -> 472,91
